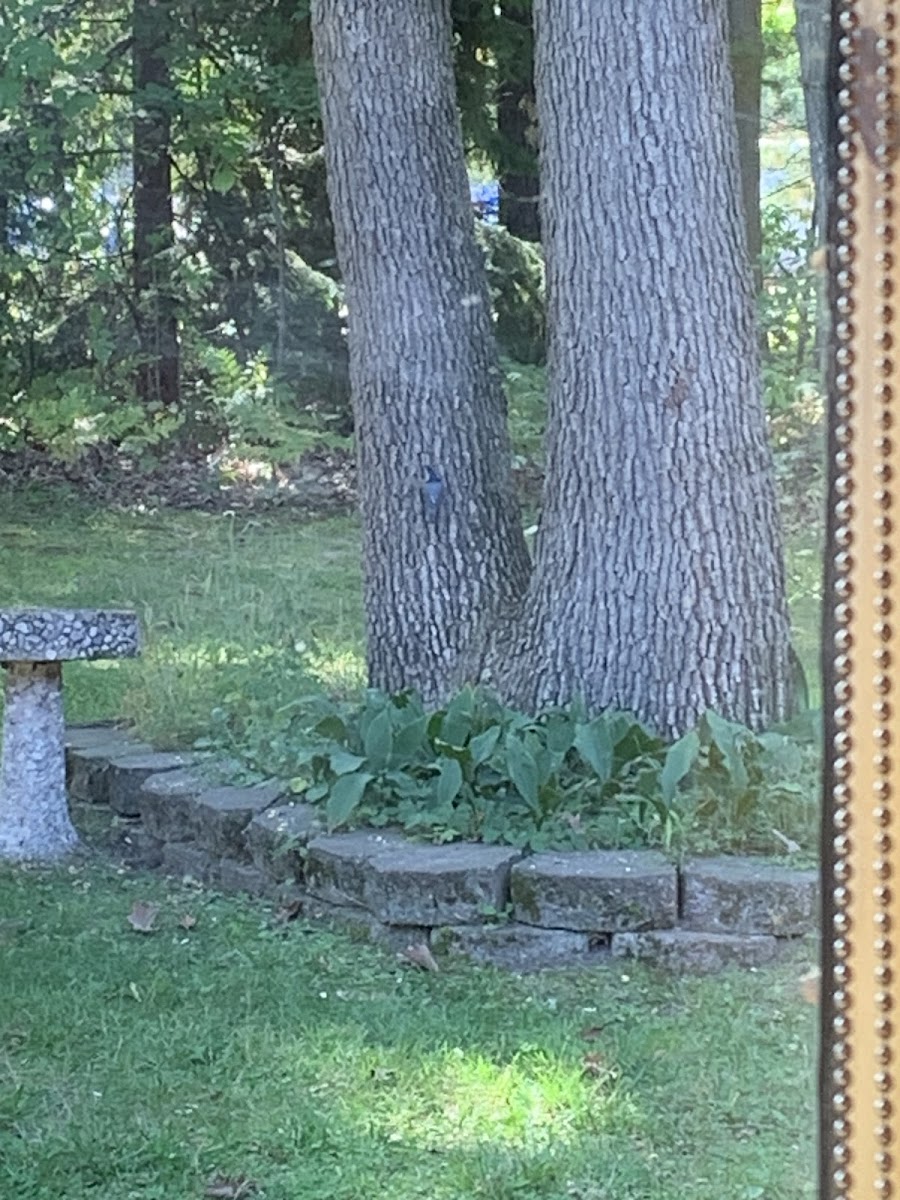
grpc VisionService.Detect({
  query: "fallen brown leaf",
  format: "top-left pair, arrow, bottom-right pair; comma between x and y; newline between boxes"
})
203,1174 -> 258,1199
800,967 -> 821,1005
581,1051 -> 608,1078
126,900 -> 160,933
179,913 -> 198,930
274,898 -> 303,924
400,942 -> 440,972
579,1025 -> 605,1041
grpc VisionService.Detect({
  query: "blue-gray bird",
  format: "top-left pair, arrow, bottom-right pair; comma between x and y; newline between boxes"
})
423,465 -> 443,516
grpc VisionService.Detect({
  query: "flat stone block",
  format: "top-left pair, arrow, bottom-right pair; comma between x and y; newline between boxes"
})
433,923 -> 591,971
0,607 -> 139,661
218,858 -> 272,898
117,826 -> 164,870
161,841 -> 217,884
106,751 -> 197,817
305,830 -> 410,908
300,894 -> 427,952
511,850 -> 677,932
363,842 -> 522,926
681,856 -> 819,936
140,770 -> 208,840
611,929 -> 780,974
67,741 -> 153,803
65,724 -> 132,750
245,802 -> 323,882
192,781 -> 286,858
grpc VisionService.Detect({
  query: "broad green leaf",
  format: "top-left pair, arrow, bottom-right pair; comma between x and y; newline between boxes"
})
436,756 -> 463,807
544,713 -> 576,755
660,730 -> 700,804
363,708 -> 394,772
506,736 -> 539,813
212,165 -> 236,193
441,687 -> 475,747
433,739 -> 471,765
314,714 -> 347,742
330,750 -> 367,776
469,725 -> 501,765
305,782 -> 328,803
613,720 -> 664,765
704,710 -> 750,791
326,772 -> 373,830
574,719 -> 613,783
393,714 -> 428,761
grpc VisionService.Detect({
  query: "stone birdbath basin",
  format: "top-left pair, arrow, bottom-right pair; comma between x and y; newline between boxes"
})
0,608 -> 140,861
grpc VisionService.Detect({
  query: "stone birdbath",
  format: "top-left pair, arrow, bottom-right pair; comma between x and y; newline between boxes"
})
0,608 -> 140,861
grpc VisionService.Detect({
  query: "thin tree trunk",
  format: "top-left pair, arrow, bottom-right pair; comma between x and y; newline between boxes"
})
487,0 -> 793,738
497,3 -> 540,241
727,0 -> 762,286
311,0 -> 530,704
132,0 -> 180,414
795,0 -> 830,243
794,0 -> 831,372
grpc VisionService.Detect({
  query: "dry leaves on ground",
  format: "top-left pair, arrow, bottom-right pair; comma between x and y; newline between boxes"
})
800,967 -> 821,1005
204,1174 -> 258,1199
126,901 -> 160,933
274,898 -> 303,924
400,942 -> 440,972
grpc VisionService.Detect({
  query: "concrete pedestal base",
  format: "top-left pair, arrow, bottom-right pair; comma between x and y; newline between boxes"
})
0,662 -> 78,861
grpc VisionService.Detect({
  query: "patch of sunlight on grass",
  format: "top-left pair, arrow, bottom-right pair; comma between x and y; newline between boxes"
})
0,865 -> 817,1200
305,643 -> 366,697
352,1045 -> 628,1151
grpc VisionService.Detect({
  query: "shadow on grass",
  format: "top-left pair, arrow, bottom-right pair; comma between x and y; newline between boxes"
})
0,860 -> 817,1200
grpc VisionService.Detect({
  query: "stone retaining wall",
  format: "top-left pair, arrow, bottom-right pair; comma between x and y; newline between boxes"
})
66,725 -> 819,974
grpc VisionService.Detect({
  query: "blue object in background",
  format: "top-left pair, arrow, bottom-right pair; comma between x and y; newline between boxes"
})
469,179 -> 499,225
423,465 -> 443,516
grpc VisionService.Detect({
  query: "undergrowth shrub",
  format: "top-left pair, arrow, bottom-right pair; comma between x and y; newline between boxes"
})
202,685 -> 821,858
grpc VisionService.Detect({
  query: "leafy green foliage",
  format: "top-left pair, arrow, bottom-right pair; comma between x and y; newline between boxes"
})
759,203 -> 820,432
211,684 -> 821,857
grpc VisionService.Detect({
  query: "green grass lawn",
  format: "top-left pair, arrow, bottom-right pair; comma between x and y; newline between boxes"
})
0,486 -> 365,745
0,861 -> 817,1200
0,483 -> 823,1197
0,482 -> 823,744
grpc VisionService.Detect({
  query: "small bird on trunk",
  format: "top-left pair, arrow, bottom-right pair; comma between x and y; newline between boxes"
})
422,465 -> 443,517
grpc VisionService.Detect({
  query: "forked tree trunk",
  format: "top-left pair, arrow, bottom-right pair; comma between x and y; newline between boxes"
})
311,0 -> 530,702
132,0 -> 180,414
487,0 -> 793,737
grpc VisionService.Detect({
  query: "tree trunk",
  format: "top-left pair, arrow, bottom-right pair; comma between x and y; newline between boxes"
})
794,0 -> 831,373
497,3 -> 541,241
132,0 -> 180,414
311,0 -> 530,703
487,0 -> 793,738
727,0 -> 762,286
794,0 -> 830,243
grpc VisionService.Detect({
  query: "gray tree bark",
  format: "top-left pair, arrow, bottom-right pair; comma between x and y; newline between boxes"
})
727,0 -> 762,285
794,0 -> 831,373
311,0 -> 530,703
132,0 -> 180,415
486,0 -> 794,738
794,0 -> 831,242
